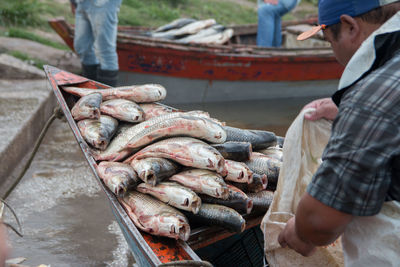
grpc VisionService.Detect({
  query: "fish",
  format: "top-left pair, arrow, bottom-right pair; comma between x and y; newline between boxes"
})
191,28 -> 234,45
62,84 -> 167,103
229,173 -> 268,193
121,191 -> 190,241
125,137 -> 226,175
125,115 -> 227,150
211,142 -> 252,162
244,152 -> 282,184
96,161 -> 140,197
169,168 -> 229,199
136,182 -> 201,213
256,146 -> 283,162
152,19 -> 216,39
247,190 -> 274,214
183,203 -> 245,233
77,115 -> 118,150
71,92 -> 102,121
100,99 -> 145,123
153,18 -> 197,33
93,111 -> 211,161
200,184 -> 253,215
177,24 -> 225,43
223,159 -> 253,184
130,157 -> 181,185
223,126 -> 277,150
139,103 -> 178,120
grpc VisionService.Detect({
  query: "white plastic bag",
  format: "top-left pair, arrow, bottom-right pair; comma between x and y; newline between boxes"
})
261,108 -> 344,267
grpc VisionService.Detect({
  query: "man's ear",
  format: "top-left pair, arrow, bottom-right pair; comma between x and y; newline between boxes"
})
339,14 -> 360,41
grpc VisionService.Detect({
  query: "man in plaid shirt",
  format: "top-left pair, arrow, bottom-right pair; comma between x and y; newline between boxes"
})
278,0 -> 400,265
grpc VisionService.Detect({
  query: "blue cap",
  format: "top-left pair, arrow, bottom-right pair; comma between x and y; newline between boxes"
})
297,0 -> 398,40
319,0 -> 388,26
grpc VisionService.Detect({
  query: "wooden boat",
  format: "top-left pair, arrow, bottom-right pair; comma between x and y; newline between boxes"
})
49,18 -> 343,104
44,65 -> 269,267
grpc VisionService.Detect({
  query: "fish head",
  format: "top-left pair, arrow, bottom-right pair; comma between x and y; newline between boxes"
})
157,212 -> 190,241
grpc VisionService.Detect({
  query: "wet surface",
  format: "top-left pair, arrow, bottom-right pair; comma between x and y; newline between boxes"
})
5,119 -> 135,266
4,95 -> 321,266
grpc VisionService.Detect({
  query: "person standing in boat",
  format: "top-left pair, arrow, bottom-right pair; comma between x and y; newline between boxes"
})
256,0 -> 300,47
278,0 -> 400,265
69,0 -> 122,86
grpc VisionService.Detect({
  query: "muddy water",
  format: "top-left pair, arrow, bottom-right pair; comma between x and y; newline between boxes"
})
4,96 -> 319,266
5,119 -> 136,267
176,96 -> 320,136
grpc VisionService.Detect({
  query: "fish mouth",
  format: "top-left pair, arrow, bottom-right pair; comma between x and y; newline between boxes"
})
115,184 -> 127,198
261,174 -> 268,189
176,223 -> 190,241
246,199 -> 253,214
190,198 -> 201,214
144,171 -> 156,186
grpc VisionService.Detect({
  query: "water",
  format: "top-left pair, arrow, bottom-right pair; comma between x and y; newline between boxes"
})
4,96 -> 318,266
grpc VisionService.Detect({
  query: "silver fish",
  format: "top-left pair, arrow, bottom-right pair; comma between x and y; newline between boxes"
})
229,173 -> 268,193
77,115 -> 118,150
177,24 -> 225,43
169,168 -> 229,199
200,184 -> 253,215
96,161 -> 140,197
211,142 -> 252,162
62,84 -> 167,103
224,126 -> 277,150
153,18 -> 196,33
247,190 -> 274,214
121,191 -> 190,241
126,115 -> 227,150
136,182 -> 201,213
256,146 -> 283,162
223,159 -> 253,184
130,157 -> 181,185
152,19 -> 216,39
100,99 -> 145,123
93,111 -> 212,161
191,28 -> 234,45
183,203 -> 245,233
139,103 -> 177,120
245,152 -> 282,184
71,92 -> 102,121
125,137 -> 226,175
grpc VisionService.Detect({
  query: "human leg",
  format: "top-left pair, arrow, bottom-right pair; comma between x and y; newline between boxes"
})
257,2 -> 287,47
74,0 -> 99,79
89,0 -> 122,86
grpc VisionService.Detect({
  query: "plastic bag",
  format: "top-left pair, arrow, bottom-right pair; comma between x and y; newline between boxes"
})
261,108 -> 344,267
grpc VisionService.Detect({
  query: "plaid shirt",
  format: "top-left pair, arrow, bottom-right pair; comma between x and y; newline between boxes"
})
307,34 -> 400,216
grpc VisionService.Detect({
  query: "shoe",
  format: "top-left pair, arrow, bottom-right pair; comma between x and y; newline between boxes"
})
81,64 -> 99,80
97,69 -> 119,87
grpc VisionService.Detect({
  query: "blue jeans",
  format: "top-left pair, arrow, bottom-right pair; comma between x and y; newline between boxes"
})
74,0 -> 122,71
257,0 -> 299,47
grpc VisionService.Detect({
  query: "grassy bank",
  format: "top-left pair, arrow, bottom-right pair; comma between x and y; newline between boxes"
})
0,0 -> 317,50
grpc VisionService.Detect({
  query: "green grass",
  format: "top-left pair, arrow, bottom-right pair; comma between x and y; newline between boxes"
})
119,0 -> 257,27
7,50 -> 47,70
0,28 -> 69,50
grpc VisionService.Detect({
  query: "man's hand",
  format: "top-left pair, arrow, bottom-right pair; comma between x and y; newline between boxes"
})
303,98 -> 338,121
264,0 -> 279,5
278,217 -> 317,256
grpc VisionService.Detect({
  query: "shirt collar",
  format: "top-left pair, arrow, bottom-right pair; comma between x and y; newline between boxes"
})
338,11 -> 400,91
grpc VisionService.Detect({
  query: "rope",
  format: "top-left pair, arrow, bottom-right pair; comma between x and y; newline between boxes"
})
1,107 -> 64,237
0,198 -> 23,237
158,260 -> 214,267
3,107 -> 63,200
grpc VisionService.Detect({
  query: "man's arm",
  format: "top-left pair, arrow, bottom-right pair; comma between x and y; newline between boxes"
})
278,193 -> 353,256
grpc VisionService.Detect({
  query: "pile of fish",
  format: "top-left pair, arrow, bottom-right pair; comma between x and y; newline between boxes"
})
62,83 -> 283,241
148,18 -> 234,45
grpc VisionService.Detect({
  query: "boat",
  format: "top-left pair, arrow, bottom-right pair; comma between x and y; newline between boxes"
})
48,18 -> 344,104
44,65 -> 270,267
